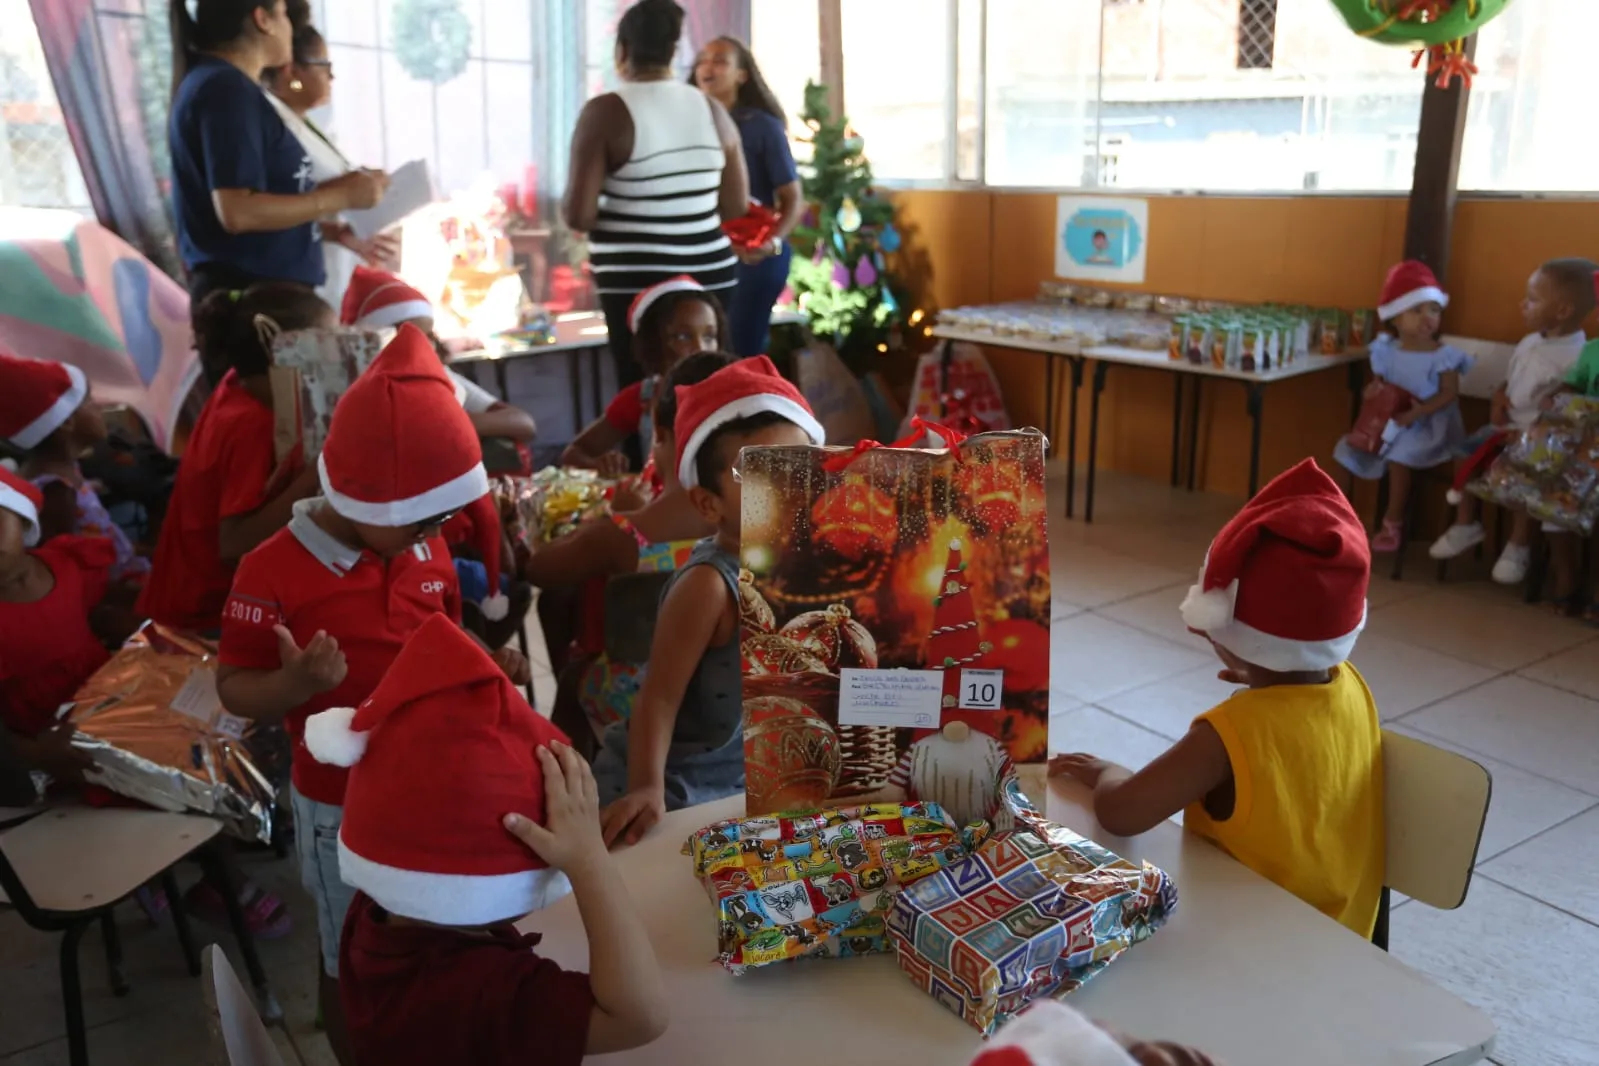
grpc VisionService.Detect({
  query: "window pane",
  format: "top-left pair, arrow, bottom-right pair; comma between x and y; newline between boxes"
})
954,0 -> 980,181
1459,0 -> 1599,192
841,0 -> 949,181
985,0 -> 1100,188
750,0 -> 819,168
0,0 -> 90,212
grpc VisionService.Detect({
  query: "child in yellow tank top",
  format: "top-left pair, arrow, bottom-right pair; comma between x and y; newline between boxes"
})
1052,459 -> 1384,937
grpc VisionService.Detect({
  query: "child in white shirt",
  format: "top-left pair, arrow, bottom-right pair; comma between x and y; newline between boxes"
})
1429,258 -> 1596,583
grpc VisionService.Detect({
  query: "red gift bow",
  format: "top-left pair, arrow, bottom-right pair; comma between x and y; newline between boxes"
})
821,415 -> 970,472
723,201 -> 781,250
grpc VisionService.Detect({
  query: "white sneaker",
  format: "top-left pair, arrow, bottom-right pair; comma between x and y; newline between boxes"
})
1492,543 -> 1531,585
1428,523 -> 1485,560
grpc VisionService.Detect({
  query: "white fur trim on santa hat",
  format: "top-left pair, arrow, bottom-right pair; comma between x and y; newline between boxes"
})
1205,604 -> 1367,673
0,481 -> 40,547
1378,286 -> 1448,323
303,707 -> 368,768
10,363 -> 87,450
677,394 -> 825,488
480,591 -> 509,621
318,453 -> 491,527
337,837 -> 572,926
1179,575 -> 1237,635
969,1001 -> 1136,1066
356,299 -> 434,332
629,276 -> 704,333
1445,488 -> 1463,505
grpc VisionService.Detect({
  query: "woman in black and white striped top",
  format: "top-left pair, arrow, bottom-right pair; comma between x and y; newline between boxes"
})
563,0 -> 749,391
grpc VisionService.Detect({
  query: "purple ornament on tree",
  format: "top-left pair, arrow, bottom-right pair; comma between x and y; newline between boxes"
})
812,240 -> 826,264
831,259 -> 851,289
854,257 -> 878,287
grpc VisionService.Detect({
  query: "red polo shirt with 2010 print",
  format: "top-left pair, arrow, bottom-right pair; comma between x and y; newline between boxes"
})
218,529 -> 460,806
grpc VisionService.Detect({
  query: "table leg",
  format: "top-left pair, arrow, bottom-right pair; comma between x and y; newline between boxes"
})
1085,361 -> 1109,524
567,350 -> 583,428
589,345 -> 605,422
1065,357 -> 1084,520
1044,355 -> 1058,460
1347,359 -> 1363,425
1186,377 -> 1203,492
1246,384 -> 1266,497
1169,376 -> 1183,487
493,359 -> 509,404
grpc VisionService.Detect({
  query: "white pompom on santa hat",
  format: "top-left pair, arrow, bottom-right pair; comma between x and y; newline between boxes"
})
341,265 -> 434,332
967,1001 -> 1136,1066
1377,259 -> 1449,323
627,274 -> 704,334
302,613 -> 573,925
461,493 -> 509,620
0,467 -> 43,547
318,324 -> 490,528
674,354 -> 825,488
0,351 -> 88,451
1179,458 -> 1370,673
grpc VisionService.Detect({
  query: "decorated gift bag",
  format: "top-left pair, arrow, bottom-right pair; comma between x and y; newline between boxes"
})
887,778 -> 1177,1035
793,340 -> 878,446
268,327 -> 385,462
901,342 -> 1011,441
1468,394 -> 1599,533
683,802 -> 972,973
737,420 -> 1051,821
1344,380 -> 1414,454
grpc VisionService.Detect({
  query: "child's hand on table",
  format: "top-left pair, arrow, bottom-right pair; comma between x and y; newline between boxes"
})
491,645 -> 531,686
503,743 -> 607,876
26,723 -> 95,783
274,627 -> 348,700
1048,753 -> 1113,788
600,787 -> 666,849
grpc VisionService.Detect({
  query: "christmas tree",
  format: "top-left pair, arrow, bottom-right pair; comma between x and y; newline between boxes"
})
787,81 -> 906,375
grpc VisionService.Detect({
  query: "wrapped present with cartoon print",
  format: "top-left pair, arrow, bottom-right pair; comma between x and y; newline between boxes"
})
683,802 -> 972,974
886,787 -> 1176,1034
268,326 -> 385,462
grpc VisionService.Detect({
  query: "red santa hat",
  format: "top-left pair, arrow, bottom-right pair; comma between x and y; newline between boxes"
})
0,467 -> 43,547
1178,458 -> 1369,672
0,352 -> 88,451
1377,259 -> 1449,322
302,613 -> 572,925
462,493 -> 509,621
341,266 -> 434,331
318,325 -> 490,526
674,355 -> 825,488
968,1002 -> 1136,1066
627,274 -> 704,334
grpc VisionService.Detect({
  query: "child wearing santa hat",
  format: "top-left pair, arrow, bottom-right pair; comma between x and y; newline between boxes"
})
215,325 -> 529,1062
1333,260 -> 1472,552
596,356 -> 824,846
1052,459 -> 1385,938
341,265 -> 536,443
301,613 -> 667,1066
967,1001 -> 1218,1066
0,352 -> 148,583
561,275 -> 728,477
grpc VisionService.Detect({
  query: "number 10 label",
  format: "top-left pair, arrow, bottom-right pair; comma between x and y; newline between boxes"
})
958,669 -> 1004,710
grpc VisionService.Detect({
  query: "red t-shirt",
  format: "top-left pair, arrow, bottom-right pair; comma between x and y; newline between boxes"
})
340,892 -> 594,1066
218,517 -> 460,805
603,380 -> 646,436
139,371 -> 286,632
0,535 -> 115,738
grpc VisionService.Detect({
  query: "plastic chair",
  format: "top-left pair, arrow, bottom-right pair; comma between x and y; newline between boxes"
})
1372,729 -> 1493,951
201,944 -> 286,1066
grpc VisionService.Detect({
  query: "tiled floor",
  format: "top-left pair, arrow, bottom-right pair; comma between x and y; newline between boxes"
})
4,470 -> 1597,1065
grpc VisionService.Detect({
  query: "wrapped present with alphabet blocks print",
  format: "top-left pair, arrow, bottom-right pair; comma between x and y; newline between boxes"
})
886,816 -> 1176,1034
683,802 -> 972,974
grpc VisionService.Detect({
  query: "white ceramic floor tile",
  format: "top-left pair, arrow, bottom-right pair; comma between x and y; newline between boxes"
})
1402,676 -> 1599,795
1049,705 -> 1175,771
1385,723 -> 1599,863
1365,589 -> 1593,672
1094,585 -> 1210,652
1349,633 -> 1500,720
1097,664 -> 1238,742
1390,878 -> 1599,1066
1048,542 -> 1189,611
1517,637 -> 1599,701
1051,614 -> 1213,704
1480,806 -> 1599,926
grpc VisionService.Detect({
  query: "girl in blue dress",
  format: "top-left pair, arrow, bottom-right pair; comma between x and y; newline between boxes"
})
1334,261 -> 1473,553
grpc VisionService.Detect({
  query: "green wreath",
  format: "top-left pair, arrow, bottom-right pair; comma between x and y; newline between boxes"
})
1327,0 -> 1512,87
391,0 -> 473,85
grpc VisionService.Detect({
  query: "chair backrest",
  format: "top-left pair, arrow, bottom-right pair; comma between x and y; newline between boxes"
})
1382,729 -> 1492,910
1442,334 -> 1517,401
603,570 -> 674,662
201,944 -> 287,1066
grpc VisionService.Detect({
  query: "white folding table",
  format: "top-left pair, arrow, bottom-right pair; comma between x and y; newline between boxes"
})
518,769 -> 1495,1066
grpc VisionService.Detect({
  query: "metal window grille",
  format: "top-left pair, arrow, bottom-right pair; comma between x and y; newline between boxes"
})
1237,0 -> 1278,70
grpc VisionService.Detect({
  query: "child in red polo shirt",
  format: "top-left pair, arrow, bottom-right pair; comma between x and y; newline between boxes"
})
302,614 -> 668,1066
140,285 -> 332,632
216,326 -> 528,1065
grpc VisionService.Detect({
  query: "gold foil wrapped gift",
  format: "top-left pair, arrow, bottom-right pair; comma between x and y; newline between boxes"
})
516,467 -> 617,545
62,623 -> 283,844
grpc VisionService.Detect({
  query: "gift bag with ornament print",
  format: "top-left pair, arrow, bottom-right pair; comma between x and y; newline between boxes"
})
737,418 -> 1052,819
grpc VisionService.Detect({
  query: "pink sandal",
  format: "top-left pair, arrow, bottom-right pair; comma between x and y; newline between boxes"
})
184,879 -> 293,940
1370,518 -> 1404,553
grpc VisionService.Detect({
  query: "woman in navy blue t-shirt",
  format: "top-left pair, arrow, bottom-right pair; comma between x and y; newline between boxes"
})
691,37 -> 803,358
168,2 -> 387,319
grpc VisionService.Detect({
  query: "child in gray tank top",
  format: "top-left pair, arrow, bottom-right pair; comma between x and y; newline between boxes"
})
594,356 -> 825,846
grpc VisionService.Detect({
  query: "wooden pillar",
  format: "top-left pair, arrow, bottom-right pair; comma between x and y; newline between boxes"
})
819,0 -> 845,117
1402,36 -> 1477,274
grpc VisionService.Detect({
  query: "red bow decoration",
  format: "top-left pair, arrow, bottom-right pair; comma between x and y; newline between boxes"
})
723,201 -> 781,251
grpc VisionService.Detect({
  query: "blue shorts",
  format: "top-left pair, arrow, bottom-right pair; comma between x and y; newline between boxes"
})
591,720 -> 745,811
453,558 -> 511,605
290,786 -> 354,978
1451,423 -> 1505,459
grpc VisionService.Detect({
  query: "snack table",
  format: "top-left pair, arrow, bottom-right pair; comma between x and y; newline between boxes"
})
517,770 -> 1495,1066
932,325 -> 1368,521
